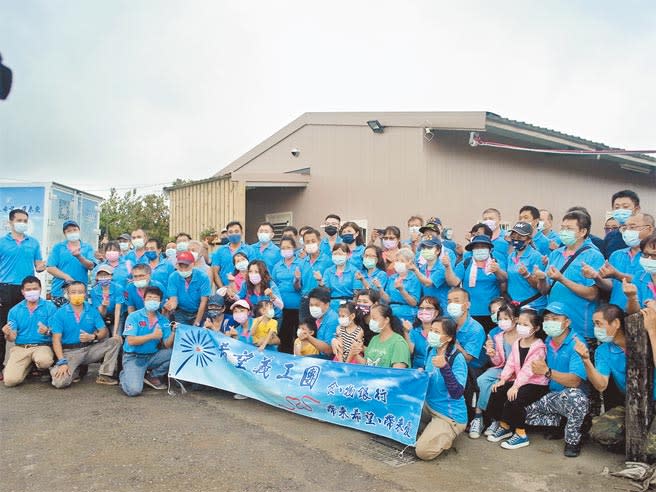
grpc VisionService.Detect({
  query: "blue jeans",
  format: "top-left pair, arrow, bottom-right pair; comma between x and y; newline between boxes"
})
476,367 -> 503,411
119,349 -> 172,397
174,309 -> 197,325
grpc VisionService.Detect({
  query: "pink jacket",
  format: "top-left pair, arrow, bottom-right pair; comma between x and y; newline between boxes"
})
500,339 -> 549,388
489,332 -> 507,368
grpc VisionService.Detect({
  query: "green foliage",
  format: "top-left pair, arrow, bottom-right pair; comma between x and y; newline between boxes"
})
100,188 -> 170,242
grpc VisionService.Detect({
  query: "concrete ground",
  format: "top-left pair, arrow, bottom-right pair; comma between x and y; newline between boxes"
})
0,369 -> 631,492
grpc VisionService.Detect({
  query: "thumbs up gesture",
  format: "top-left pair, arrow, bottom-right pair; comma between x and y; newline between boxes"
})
580,261 -> 599,280
294,268 -> 301,280
532,265 -> 546,280
488,259 -> 499,273
573,336 -> 590,360
546,265 -> 563,281
599,260 -> 618,280
622,277 -> 638,298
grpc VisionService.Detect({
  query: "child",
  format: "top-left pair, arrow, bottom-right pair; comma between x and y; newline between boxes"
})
225,299 -> 253,400
293,321 -> 320,356
227,252 -> 249,293
486,308 -> 549,449
251,300 -> 280,351
469,303 -> 520,438
332,303 -> 364,363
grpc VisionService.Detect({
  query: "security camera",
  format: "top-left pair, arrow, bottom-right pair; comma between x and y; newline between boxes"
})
424,128 -> 434,142
291,148 -> 300,157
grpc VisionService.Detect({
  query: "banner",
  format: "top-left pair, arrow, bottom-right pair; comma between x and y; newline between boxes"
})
169,325 -> 429,445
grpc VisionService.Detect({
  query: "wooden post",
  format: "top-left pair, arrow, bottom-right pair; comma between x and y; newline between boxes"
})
625,312 -> 654,462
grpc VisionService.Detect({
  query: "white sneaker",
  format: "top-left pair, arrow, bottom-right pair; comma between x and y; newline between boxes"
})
484,421 -> 500,436
469,416 -> 484,439
233,393 -> 248,400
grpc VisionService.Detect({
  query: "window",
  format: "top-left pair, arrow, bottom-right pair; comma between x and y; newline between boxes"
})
265,212 -> 293,245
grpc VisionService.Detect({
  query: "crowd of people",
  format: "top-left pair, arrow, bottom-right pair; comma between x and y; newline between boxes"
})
1,189 -> 655,461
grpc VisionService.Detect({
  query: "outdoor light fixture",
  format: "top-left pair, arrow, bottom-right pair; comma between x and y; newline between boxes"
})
620,163 -> 652,174
424,127 -> 434,142
367,120 -> 384,134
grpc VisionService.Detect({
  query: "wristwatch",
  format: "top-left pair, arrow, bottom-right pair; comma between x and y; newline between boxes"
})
545,368 -> 552,379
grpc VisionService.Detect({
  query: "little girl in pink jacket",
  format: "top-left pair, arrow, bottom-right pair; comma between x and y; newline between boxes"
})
485,308 -> 550,450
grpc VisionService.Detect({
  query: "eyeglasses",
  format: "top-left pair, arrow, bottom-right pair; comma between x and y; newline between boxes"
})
643,252 -> 656,260
619,225 -> 650,232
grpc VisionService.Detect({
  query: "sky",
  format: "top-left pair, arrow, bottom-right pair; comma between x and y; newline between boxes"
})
1,1 -> 655,198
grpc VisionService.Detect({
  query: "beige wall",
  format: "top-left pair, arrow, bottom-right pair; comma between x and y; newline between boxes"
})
233,124 -> 655,243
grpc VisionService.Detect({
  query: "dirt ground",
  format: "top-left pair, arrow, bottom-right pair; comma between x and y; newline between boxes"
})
0,368 -> 632,492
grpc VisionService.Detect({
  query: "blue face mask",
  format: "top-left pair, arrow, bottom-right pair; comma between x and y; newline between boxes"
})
97,278 -> 111,287
594,326 -> 614,344
612,208 -> 632,225
144,251 -> 158,261
621,230 -> 641,247
144,300 -> 160,312
559,229 -> 577,246
363,257 -> 376,270
332,255 -> 347,266
472,248 -> 490,261
13,222 -> 28,234
340,233 -> 355,244
639,257 -> 656,274
426,331 -> 442,348
542,320 -> 565,338
228,234 -> 241,244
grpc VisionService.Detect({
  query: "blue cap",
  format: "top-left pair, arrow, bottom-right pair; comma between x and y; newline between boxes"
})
419,238 -> 442,249
465,234 -> 494,252
207,294 -> 225,307
544,301 -> 569,317
62,220 -> 79,231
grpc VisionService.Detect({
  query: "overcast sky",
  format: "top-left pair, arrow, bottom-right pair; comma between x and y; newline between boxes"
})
1,1 -> 654,197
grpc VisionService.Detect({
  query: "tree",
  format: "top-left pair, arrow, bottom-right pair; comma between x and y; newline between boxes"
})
100,188 -> 170,242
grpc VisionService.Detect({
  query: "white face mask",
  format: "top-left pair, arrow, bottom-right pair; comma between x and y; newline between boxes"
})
309,305 -> 324,319
338,316 -> 350,327
258,232 -> 272,244
119,242 -> 130,252
516,324 -> 533,338
408,226 -> 421,236
296,328 -> 304,337
132,238 -> 145,249
305,243 -> 319,255
394,262 -> 407,275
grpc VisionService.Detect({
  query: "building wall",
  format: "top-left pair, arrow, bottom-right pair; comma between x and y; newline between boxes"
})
233,124 -> 655,241
167,177 -> 246,239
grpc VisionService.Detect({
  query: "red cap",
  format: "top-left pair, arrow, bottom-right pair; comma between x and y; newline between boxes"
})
176,251 -> 195,265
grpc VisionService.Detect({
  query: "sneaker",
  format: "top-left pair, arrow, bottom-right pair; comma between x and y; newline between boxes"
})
96,374 -> 118,385
487,426 -> 513,443
233,393 -> 248,400
143,375 -> 166,390
469,416 -> 484,439
501,433 -> 530,449
484,421 -> 500,436
564,442 -> 581,458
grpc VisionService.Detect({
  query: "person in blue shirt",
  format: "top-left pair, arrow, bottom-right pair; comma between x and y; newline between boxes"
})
319,213 -> 342,257
94,241 -> 132,290
576,304 -> 656,455
249,222 -> 282,273
583,213 -> 653,310
123,263 -> 167,315
89,264 -> 123,334
403,215 -> 424,253
50,281 -> 121,388
481,207 -> 509,260
46,220 -> 96,306
2,276 -> 56,387
210,220 -> 252,287
519,205 -> 551,257
415,316 -> 468,461
539,209 -> 562,252
525,302 -> 589,458
296,287 -> 339,358
506,222 -> 547,311
534,211 -> 605,340
298,228 -> 333,323
403,296 -> 440,369
234,260 -> 284,319
604,190 -> 642,258
0,208 -> 45,376
320,244 -> 359,311
339,221 -> 365,269
455,235 -> 507,332
271,237 -> 303,353
119,286 -> 176,396
164,251 -> 211,326
625,233 -> 656,314
124,228 -> 148,265
353,245 -> 388,294
203,294 -> 239,334
144,238 -> 175,287
380,248 -> 421,322
412,239 -> 460,312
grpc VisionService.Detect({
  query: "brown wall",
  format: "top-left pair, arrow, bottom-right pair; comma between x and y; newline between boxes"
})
233,124 -> 655,242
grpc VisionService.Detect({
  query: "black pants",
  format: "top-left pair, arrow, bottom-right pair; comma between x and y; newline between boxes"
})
278,308 -> 299,354
0,283 -> 23,369
473,315 -> 496,334
465,365 -> 483,423
487,382 -> 549,429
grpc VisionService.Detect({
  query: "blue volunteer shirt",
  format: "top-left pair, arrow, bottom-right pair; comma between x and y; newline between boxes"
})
271,257 -> 303,310
47,240 -> 96,297
299,253 -> 333,296
8,298 -> 57,345
250,241 -> 282,273
0,233 -> 42,284
545,330 -> 588,392
238,280 -> 284,319
93,259 -> 133,290
167,268 -> 212,312
595,341 -> 656,400
506,246 -> 547,310
493,236 -> 509,260
217,313 -> 240,334
89,281 -> 124,315
124,279 -> 167,311
346,245 -> 365,270
319,236 -> 342,257
123,308 -> 172,354
455,316 -> 486,368
149,258 -> 176,287
353,267 -> 388,294
608,248 -> 643,309
124,249 -> 148,266
384,271 -> 422,322
409,327 -> 429,369
211,242 -> 253,285
546,244 -> 605,338
533,232 -> 552,257
455,260 -> 502,317
635,271 -> 656,307
424,347 -> 468,424
51,303 -> 106,345
323,264 -> 358,311
315,308 -> 339,346
418,262 -> 450,312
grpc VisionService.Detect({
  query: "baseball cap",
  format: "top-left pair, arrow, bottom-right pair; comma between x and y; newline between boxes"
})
419,238 -> 442,249
511,221 -> 533,237
544,301 -> 569,317
176,251 -> 195,265
207,294 -> 225,308
62,220 -> 79,231
231,299 -> 250,311
118,233 -> 131,241
96,264 -> 114,275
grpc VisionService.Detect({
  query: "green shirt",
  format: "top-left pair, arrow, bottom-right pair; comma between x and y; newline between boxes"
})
365,332 -> 411,368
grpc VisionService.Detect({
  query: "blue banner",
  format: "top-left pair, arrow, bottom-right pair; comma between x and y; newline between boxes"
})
169,325 -> 429,445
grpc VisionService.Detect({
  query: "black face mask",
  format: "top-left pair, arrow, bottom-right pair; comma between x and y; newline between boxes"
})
325,225 -> 338,237
207,309 -> 224,320
511,239 -> 528,251
219,238 -> 229,246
